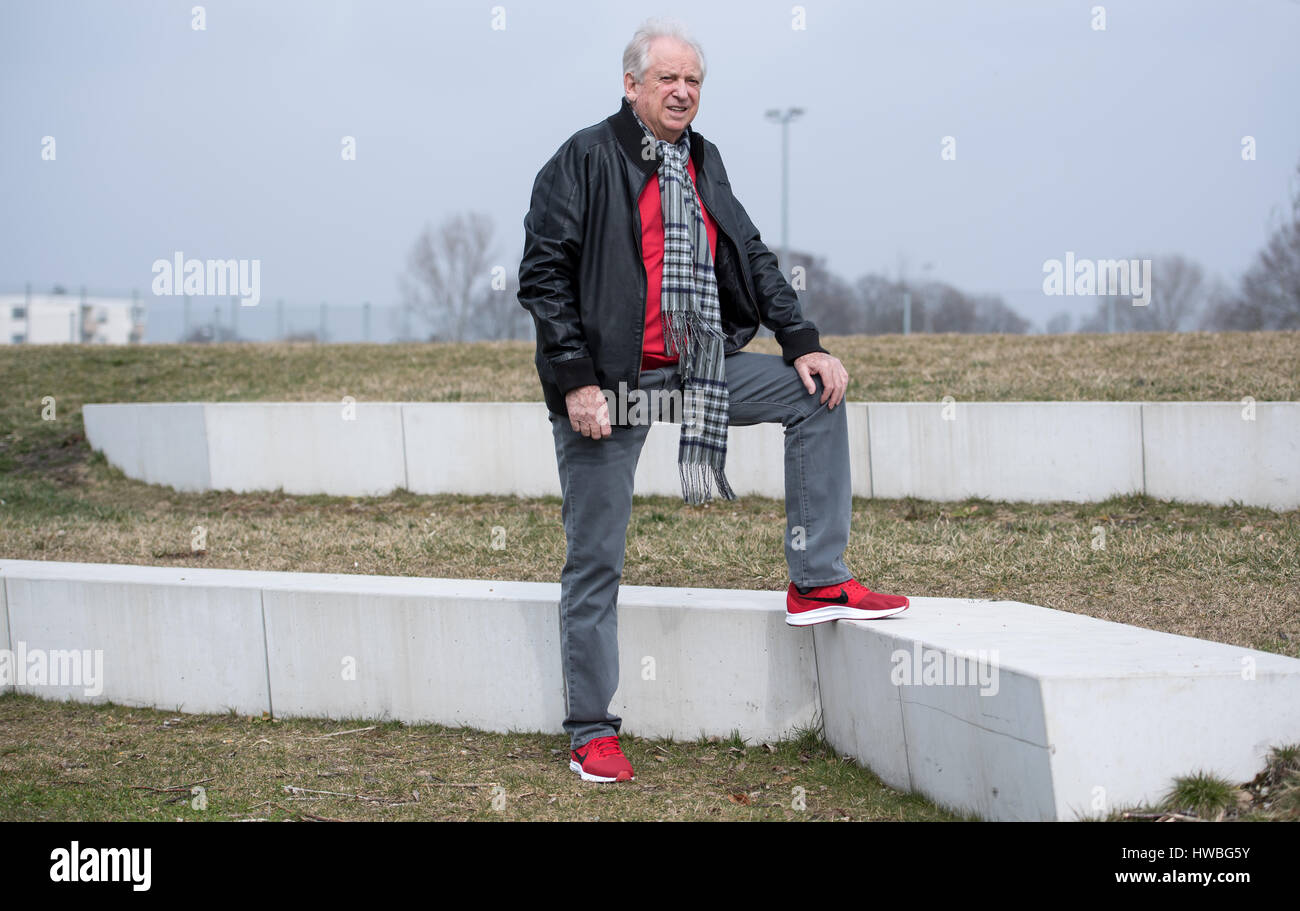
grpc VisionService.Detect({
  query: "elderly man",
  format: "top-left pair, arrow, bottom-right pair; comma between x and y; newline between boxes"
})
518,19 -> 909,784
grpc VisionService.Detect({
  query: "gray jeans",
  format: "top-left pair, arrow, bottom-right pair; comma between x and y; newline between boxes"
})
549,351 -> 852,750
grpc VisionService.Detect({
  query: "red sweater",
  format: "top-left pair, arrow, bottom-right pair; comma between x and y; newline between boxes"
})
638,155 -> 719,370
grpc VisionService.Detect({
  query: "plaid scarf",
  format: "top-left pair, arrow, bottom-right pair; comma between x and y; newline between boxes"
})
631,104 -> 736,505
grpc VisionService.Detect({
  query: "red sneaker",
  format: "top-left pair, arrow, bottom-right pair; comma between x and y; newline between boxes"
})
786,577 -> 909,626
569,735 -> 635,782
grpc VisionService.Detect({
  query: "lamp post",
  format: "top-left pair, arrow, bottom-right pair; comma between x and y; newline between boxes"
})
764,107 -> 804,278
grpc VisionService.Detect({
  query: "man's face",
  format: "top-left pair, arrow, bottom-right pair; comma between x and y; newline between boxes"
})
624,37 -> 701,144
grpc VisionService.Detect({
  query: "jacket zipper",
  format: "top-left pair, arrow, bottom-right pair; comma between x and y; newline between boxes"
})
633,172 -> 649,401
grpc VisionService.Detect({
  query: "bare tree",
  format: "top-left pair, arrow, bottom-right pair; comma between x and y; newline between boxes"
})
1204,158 -> 1300,330
896,280 -> 1029,334
1045,311 -> 1073,334
1195,275 -> 1238,331
1077,253 -> 1211,332
971,294 -> 1031,334
1078,291 -> 1156,333
477,249 -> 533,341
399,212 -> 497,342
1148,254 -> 1208,331
856,273 -> 905,334
924,282 -> 977,332
788,249 -> 860,334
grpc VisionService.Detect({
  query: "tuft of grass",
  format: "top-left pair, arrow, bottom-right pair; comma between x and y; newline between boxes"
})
1266,743 -> 1300,773
721,729 -> 747,750
786,713 -> 828,755
1161,770 -> 1239,819
1248,744 -> 1300,821
1099,743 -> 1300,822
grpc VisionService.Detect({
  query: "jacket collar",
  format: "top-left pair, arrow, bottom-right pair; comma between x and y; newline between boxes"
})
607,96 -> 703,176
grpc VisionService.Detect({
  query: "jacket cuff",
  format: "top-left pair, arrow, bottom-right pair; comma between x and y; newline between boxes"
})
778,328 -> 829,364
552,356 -> 599,395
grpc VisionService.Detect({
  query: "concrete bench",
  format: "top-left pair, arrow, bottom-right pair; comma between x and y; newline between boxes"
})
4,558 -> 1298,820
814,598 -> 1300,820
81,401 -> 1300,508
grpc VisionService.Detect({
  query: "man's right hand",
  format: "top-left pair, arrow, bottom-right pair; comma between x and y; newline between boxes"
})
565,384 -> 612,439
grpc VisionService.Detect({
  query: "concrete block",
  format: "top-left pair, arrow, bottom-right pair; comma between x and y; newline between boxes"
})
259,574 -> 565,734
610,585 -> 820,743
8,558 -> 1298,821
809,613 -> 913,793
846,403 -> 872,497
1142,402 -> 1300,510
403,401 -> 791,499
632,422 -> 785,498
83,402 -> 210,492
1,575 -> 10,695
815,597 -> 1300,821
402,403 -> 559,496
82,401 -> 1299,510
205,402 -> 406,496
0,560 -> 270,715
868,402 -> 1145,502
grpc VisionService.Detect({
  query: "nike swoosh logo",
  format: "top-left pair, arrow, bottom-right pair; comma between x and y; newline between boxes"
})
799,587 -> 849,604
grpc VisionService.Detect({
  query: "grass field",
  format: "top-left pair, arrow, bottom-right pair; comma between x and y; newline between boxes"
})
1,331 -> 1298,821
0,694 -> 972,822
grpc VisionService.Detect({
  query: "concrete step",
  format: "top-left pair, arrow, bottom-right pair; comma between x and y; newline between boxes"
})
3,558 -> 1297,819
81,401 -> 1300,508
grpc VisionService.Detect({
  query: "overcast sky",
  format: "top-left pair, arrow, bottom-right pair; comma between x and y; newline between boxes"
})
2,0 -> 1298,333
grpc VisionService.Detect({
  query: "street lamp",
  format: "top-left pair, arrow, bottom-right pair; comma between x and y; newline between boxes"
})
764,107 -> 804,278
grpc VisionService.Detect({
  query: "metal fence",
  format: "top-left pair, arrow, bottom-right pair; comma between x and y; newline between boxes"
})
1,286 -> 538,344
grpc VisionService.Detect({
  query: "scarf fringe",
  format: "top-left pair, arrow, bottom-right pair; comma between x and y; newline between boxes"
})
663,309 -> 725,363
678,458 -> 738,506
663,309 -> 690,361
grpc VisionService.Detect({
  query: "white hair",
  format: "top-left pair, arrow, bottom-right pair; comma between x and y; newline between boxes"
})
622,17 -> 706,84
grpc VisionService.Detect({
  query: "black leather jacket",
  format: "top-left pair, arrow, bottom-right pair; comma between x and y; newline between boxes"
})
517,96 -> 829,423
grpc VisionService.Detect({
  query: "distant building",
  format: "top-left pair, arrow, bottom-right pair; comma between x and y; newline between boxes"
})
0,292 -> 146,345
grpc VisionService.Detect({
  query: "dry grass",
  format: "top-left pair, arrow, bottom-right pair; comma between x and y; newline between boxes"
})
0,694 -> 968,822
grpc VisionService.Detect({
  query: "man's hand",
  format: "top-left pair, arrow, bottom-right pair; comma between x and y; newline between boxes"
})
793,352 -> 848,410
565,384 -> 612,439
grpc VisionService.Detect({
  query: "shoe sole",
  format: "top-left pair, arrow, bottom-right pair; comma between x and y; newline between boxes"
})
569,760 -> 634,783
785,603 -> 909,625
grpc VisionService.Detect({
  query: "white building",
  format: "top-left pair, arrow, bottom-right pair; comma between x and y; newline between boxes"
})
0,292 -> 146,345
